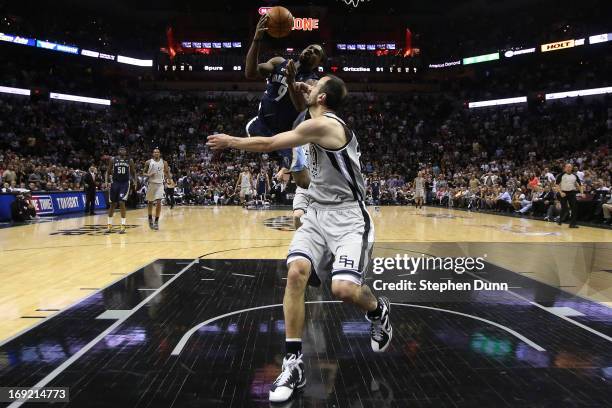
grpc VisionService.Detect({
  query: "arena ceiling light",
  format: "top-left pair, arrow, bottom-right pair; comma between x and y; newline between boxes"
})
49,92 -> 111,106
468,96 -> 527,108
0,85 -> 31,96
117,55 -> 153,67
545,86 -> 612,100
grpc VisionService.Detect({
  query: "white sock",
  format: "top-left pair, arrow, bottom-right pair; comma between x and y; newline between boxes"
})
121,218 -> 126,225
107,217 -> 112,225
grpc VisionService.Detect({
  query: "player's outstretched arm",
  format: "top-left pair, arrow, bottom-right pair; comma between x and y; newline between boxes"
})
207,118 -> 328,153
245,14 -> 280,79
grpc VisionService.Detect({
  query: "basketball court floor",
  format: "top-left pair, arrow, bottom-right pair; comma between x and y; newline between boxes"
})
0,206 -> 610,407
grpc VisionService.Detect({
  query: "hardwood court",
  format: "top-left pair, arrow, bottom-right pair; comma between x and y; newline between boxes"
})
0,206 -> 610,343
0,206 -> 611,407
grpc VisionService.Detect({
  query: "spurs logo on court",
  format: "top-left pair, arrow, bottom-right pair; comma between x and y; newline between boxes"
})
263,216 -> 296,231
50,224 -> 139,236
338,255 -> 354,268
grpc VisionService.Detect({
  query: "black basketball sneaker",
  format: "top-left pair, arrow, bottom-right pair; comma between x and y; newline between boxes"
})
366,296 -> 392,352
269,352 -> 306,403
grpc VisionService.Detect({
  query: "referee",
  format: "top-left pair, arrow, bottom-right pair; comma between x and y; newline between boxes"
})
555,163 -> 583,228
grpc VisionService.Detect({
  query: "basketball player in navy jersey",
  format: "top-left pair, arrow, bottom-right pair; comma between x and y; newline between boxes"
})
245,13 -> 325,175
255,168 -> 270,206
105,146 -> 136,234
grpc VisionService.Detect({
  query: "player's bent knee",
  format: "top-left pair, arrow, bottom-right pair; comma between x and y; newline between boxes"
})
331,280 -> 359,303
286,259 -> 310,290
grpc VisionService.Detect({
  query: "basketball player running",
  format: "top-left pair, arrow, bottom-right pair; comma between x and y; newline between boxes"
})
145,148 -> 170,230
208,75 -> 392,403
105,147 -> 136,234
245,12 -> 324,176
414,171 -> 425,209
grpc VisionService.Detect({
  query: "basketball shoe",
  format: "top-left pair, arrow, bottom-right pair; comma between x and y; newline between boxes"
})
269,352 -> 306,403
366,297 -> 392,352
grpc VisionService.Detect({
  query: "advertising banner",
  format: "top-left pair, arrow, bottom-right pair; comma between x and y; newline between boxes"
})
0,191 -> 107,221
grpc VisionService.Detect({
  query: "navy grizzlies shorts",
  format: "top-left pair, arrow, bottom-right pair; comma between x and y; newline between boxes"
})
110,181 -> 130,203
246,116 -> 292,169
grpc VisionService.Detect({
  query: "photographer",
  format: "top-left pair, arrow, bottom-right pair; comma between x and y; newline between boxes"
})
11,193 -> 37,222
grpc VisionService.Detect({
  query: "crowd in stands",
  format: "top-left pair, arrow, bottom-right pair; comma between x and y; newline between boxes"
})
355,94 -> 611,225
0,85 -> 610,225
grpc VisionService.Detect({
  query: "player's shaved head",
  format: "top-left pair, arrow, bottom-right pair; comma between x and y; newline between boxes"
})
317,75 -> 347,110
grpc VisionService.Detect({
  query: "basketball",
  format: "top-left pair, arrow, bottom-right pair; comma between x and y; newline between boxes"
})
266,6 -> 294,38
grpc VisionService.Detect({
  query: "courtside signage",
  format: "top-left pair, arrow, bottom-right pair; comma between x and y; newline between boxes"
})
31,195 -> 54,215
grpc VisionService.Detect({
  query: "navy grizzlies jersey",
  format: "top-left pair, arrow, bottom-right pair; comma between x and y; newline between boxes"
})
259,60 -> 318,133
113,158 -> 130,182
257,174 -> 267,193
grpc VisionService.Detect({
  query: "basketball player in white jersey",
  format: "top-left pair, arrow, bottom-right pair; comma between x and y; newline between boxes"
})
145,148 -> 170,230
235,166 -> 252,206
414,170 -> 425,209
208,75 -> 392,403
